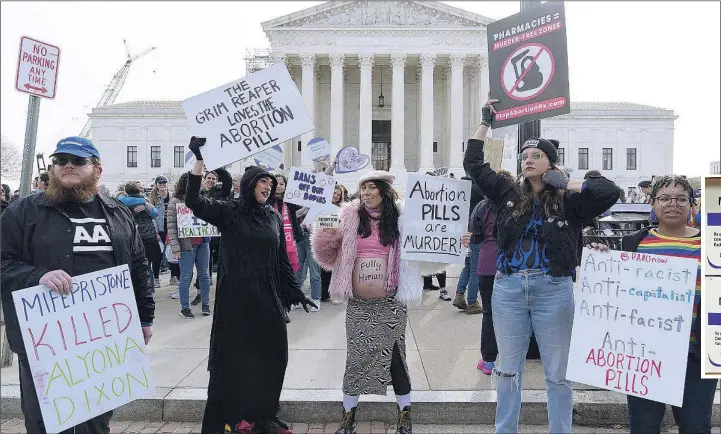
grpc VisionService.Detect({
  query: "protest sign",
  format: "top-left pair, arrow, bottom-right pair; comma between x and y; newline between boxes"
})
306,138 -> 332,166
400,174 -> 471,264
336,146 -> 370,174
566,248 -> 697,406
176,202 -> 219,238
484,137 -> 504,171
250,144 -> 284,171
11,265 -> 154,433
181,63 -> 314,171
315,214 -> 340,230
303,204 -> 337,228
704,176 -> 721,276
486,1 -> 570,128
703,276 -> 721,378
283,167 -> 334,208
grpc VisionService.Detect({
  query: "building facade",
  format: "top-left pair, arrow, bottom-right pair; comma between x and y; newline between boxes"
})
88,1 -> 677,194
711,161 -> 720,175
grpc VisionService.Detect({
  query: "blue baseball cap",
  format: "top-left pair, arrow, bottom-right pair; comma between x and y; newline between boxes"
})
50,136 -> 100,159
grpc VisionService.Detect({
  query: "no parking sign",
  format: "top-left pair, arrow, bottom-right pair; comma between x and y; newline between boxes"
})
487,2 -> 570,128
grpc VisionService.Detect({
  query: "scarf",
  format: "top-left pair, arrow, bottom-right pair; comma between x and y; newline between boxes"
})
366,207 -> 400,293
276,201 -> 300,272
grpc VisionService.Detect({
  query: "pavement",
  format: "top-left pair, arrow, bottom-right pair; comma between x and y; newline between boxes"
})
1,265 -> 719,427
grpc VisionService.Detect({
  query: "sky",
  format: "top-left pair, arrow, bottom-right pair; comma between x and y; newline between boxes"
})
1,1 -> 719,189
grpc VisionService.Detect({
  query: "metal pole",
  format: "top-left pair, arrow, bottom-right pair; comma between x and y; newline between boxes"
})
19,95 -> 41,198
516,0 -> 542,176
1,95 -> 41,368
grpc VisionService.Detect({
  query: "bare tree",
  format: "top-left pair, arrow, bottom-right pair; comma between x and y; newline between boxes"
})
1,135 -> 22,181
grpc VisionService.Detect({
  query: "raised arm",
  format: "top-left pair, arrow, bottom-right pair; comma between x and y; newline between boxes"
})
185,138 -> 230,230
566,176 -> 621,223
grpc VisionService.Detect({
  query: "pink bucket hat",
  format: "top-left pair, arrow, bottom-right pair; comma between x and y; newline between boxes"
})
357,170 -> 395,189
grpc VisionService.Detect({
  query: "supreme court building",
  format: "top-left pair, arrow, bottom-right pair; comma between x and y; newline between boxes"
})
90,1 -> 676,194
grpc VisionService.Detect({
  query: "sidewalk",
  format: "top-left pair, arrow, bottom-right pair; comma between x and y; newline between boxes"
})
1,267 -> 719,426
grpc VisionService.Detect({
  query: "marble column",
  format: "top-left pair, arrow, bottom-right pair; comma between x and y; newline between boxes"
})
300,53 -> 316,169
358,53 -> 374,169
390,53 -> 407,176
478,56 -> 489,119
469,64 -> 480,131
271,53 -> 293,170
418,53 -> 436,173
449,53 -> 466,175
329,54 -> 345,159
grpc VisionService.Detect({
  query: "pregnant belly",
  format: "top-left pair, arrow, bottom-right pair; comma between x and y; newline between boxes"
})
352,257 -> 388,299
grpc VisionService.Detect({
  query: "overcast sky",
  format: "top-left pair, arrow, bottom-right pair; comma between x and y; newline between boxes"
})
1,1 -> 719,188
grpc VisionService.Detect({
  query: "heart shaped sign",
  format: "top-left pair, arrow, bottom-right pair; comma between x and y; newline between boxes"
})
335,146 -> 371,174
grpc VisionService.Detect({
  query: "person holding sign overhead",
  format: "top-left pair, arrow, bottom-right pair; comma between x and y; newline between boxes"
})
589,175 -> 717,434
184,137 -> 316,434
464,101 -> 619,433
312,171 -> 446,434
0,136 -> 155,434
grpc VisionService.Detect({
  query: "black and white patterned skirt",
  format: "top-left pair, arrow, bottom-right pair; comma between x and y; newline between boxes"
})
342,295 -> 409,396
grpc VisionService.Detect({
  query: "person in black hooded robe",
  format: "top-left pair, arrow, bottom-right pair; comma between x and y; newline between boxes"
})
184,137 -> 317,434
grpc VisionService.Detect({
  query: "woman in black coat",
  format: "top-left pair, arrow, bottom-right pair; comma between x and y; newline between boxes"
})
184,138 -> 316,434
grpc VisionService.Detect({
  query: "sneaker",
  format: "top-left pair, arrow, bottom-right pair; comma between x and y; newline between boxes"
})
160,266 -> 169,274
191,294 -> 201,306
439,289 -> 452,301
310,299 -> 321,312
290,303 -> 301,311
168,289 -> 180,299
202,304 -> 211,316
465,301 -> 483,314
452,292 -> 468,310
179,308 -> 194,319
154,279 -> 161,289
169,276 -> 178,286
477,360 -> 494,375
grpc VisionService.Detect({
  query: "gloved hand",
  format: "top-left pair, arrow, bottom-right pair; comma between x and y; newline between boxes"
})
481,98 -> 499,127
542,170 -> 569,190
299,297 -> 318,313
189,136 -> 206,161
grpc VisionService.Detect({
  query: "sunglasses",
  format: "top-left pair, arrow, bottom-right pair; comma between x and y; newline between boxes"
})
52,155 -> 91,166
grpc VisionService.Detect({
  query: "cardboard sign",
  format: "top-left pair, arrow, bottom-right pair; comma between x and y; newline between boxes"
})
306,138 -> 332,166
567,249 -> 697,406
176,202 -> 219,238
400,174 -> 471,264
181,63 -> 314,171
704,176 -> 721,276
303,204 -> 337,228
11,265 -> 154,432
486,1 -> 570,128
703,276 -> 721,378
315,214 -> 340,230
335,146 -> 370,174
283,167 -> 334,208
250,144 -> 284,171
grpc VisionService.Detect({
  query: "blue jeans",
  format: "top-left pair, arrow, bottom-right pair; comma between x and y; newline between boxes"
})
492,270 -> 574,434
179,243 -> 211,309
628,355 -> 718,433
456,242 -> 481,304
295,230 -> 321,300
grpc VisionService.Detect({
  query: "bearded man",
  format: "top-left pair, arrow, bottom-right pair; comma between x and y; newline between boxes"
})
0,136 -> 155,434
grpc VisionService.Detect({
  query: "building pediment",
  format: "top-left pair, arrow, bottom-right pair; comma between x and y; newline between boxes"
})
262,1 -> 492,30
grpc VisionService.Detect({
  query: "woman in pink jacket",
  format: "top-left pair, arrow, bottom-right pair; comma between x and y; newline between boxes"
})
312,171 -> 444,434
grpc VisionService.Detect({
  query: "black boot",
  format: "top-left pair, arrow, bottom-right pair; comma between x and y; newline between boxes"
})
395,405 -> 411,434
335,407 -> 357,434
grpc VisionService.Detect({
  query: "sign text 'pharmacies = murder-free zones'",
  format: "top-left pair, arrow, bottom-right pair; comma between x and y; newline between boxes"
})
181,63 -> 314,171
11,265 -> 154,433
566,249 -> 697,406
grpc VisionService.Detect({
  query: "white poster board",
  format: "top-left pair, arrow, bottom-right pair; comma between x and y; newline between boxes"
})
567,248 -> 697,406
704,176 -> 721,276
283,167 -> 334,208
703,276 -> 721,378
11,265 -> 154,433
181,63 -> 314,171
306,138 -> 331,166
176,202 -> 219,238
400,174 -> 471,264
303,204 -> 337,228
250,144 -> 284,171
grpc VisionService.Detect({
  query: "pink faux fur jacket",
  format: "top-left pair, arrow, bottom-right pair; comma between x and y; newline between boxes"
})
311,199 -> 446,306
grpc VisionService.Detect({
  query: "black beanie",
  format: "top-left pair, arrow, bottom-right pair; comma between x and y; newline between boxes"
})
521,138 -> 560,164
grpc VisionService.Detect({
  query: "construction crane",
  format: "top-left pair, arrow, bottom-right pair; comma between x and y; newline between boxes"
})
79,39 -> 156,138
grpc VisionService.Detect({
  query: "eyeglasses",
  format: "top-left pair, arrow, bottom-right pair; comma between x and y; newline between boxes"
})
52,155 -> 90,166
518,152 -> 545,162
654,195 -> 690,206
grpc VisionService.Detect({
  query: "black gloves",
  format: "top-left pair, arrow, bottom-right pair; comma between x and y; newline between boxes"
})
298,297 -> 318,313
189,136 -> 206,161
481,103 -> 494,127
542,170 -> 570,190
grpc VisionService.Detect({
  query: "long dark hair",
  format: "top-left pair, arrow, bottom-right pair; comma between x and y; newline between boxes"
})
357,181 -> 400,247
512,163 -> 565,219
174,172 -> 190,200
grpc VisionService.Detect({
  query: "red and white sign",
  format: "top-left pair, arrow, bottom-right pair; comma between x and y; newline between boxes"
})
15,36 -> 60,99
501,42 -> 554,101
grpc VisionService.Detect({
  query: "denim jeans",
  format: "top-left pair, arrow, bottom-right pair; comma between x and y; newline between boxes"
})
179,243 -> 211,309
492,270 -> 574,434
628,355 -> 718,433
295,230 -> 321,300
456,243 -> 481,304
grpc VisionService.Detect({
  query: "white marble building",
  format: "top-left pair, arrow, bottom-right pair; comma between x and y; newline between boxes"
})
711,161 -> 721,175
88,1 -> 677,195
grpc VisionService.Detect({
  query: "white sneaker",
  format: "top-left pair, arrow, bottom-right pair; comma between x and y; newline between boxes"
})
310,299 -> 321,312
290,303 -> 301,311
168,289 -> 179,299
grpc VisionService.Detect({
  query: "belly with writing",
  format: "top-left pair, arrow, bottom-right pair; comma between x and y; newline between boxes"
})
352,257 -> 388,299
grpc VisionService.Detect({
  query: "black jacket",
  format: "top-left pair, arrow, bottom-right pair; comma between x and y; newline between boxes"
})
468,183 -> 485,244
463,138 -> 620,277
0,193 -> 155,354
124,194 -> 159,246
